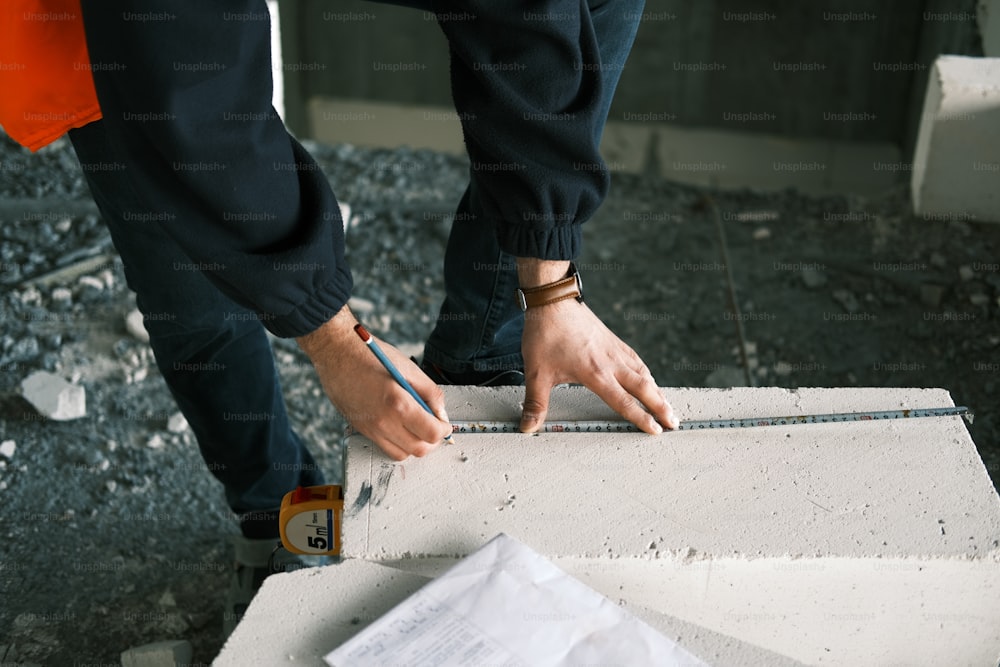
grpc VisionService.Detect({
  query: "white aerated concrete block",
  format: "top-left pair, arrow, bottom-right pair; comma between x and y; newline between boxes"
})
340,386 -> 1000,666
120,640 -> 191,667
20,370 -> 86,421
216,558 -> 804,666
912,55 -> 1000,223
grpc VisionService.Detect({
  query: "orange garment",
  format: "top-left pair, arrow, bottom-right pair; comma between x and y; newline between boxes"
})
0,0 -> 102,151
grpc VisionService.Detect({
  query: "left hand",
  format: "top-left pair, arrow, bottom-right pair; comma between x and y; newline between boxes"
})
519,297 -> 679,434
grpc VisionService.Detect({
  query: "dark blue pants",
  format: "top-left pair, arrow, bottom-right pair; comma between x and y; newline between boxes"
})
71,0 -> 643,537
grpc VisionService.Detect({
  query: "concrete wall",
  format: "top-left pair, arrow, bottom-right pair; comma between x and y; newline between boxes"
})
279,0 -> 982,153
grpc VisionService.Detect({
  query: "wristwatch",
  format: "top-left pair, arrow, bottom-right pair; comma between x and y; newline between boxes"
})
515,262 -> 584,311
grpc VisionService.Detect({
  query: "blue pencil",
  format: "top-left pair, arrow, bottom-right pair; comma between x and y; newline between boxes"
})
354,323 -> 455,444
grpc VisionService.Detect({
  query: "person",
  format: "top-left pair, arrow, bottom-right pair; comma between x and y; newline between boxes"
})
2,0 -> 678,635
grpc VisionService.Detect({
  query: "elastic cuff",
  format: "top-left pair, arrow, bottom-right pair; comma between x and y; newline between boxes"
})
496,221 -> 582,260
263,266 -> 353,338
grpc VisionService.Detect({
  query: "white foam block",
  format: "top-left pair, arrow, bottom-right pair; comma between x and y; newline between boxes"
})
20,370 -> 86,421
215,557 -> 804,667
912,55 -> 1000,223
341,386 -> 1000,666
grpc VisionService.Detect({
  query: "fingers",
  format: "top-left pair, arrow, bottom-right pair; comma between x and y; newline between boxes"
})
520,372 -> 554,433
408,365 -> 452,428
616,364 -> 679,431
361,383 -> 452,460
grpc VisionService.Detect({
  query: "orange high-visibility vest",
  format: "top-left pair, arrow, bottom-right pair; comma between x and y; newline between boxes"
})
0,0 -> 102,151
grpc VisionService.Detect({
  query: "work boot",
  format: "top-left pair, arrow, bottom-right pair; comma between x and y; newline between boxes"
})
223,535 -> 332,638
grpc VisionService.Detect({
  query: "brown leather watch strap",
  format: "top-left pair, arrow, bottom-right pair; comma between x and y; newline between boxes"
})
516,263 -> 584,311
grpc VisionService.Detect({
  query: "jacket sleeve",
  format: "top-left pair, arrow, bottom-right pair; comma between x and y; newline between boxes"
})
431,0 -> 639,260
77,1 -> 351,338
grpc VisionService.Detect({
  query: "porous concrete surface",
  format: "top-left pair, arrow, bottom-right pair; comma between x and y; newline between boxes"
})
339,386 -> 1000,666
215,558 -> 804,667
912,55 -> 1000,223
345,386 -> 998,560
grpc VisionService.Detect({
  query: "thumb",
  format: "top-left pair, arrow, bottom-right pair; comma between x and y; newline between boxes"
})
410,371 -> 451,426
520,376 -> 552,433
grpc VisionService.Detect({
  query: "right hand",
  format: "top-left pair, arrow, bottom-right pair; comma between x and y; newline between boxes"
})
296,305 -> 453,461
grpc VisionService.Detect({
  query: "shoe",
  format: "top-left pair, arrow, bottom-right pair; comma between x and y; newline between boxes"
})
223,535 -> 334,638
418,358 -> 524,386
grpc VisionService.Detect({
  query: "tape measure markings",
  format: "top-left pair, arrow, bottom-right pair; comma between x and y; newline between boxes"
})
449,406 -> 972,433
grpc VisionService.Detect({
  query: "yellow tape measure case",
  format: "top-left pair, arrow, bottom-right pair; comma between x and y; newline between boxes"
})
278,485 -> 343,556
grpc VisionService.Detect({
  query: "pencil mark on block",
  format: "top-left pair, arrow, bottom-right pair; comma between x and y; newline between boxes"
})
346,480 -> 373,517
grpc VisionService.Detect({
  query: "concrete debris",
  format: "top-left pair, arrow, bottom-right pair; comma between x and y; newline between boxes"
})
832,288 -> 859,313
19,286 -> 41,305
752,226 -> 771,241
77,275 -> 105,299
50,287 -> 73,310
959,265 -> 975,281
20,370 -> 86,421
970,293 -> 990,306
105,480 -> 117,493
6,337 -> 39,363
120,640 -> 192,667
801,267 -> 827,289
0,440 -> 15,459
348,296 -> 376,314
125,309 -> 150,343
97,269 -> 115,290
166,412 -> 189,433
146,434 -> 165,450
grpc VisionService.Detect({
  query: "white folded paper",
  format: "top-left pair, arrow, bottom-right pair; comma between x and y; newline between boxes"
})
325,533 -> 709,667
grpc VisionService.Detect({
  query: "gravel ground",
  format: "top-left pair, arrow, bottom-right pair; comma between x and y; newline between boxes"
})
0,133 -> 997,665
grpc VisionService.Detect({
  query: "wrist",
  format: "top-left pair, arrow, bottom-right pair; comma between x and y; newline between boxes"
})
296,303 -> 356,358
516,257 -> 571,288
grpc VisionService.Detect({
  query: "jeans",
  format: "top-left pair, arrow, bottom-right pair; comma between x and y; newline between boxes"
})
70,0 -> 643,536
415,0 -> 645,375
70,120 -> 325,538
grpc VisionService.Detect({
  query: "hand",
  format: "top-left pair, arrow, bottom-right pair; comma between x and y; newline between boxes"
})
296,306 -> 453,461
519,298 -> 679,434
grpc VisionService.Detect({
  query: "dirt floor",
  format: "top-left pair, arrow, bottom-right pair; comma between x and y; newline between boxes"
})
1,133 -> 997,665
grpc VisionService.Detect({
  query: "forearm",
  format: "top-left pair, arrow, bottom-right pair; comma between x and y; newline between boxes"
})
515,257 -> 571,288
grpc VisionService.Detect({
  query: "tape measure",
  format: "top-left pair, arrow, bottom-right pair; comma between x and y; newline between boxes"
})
278,485 -> 344,556
449,406 -> 973,433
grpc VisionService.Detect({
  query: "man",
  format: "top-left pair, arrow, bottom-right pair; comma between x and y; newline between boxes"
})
3,0 -> 677,635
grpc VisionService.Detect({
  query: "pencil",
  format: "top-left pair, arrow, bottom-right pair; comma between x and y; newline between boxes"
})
353,323 -> 455,445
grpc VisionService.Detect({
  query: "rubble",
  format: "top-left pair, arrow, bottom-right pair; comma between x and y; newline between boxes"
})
120,640 -> 192,667
20,370 -> 86,421
832,288 -> 860,313
166,413 -> 188,433
801,266 -> 827,289
0,440 -> 15,459
125,309 -> 150,343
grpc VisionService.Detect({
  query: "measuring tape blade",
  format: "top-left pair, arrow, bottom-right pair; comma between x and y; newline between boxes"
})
450,406 -> 973,434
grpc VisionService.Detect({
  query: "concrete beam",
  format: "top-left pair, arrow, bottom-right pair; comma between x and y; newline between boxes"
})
216,558 -> 805,666
912,55 -> 1000,223
340,386 -> 1000,666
